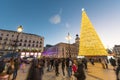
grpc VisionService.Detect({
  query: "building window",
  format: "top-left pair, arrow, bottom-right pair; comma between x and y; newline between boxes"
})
12,35 -> 14,37
29,40 -> 31,43
6,34 -> 9,36
39,50 -> 41,52
33,41 -> 35,43
36,45 -> 38,47
28,44 -> 30,47
4,38 -> 8,40
24,44 -> 26,47
19,43 -> 22,46
4,42 -> 7,45
40,41 -> 42,44
20,39 -> 22,42
24,40 -> 27,42
32,44 -> 34,47
17,35 -> 19,37
0,37 -> 2,40
1,33 -> 3,36
39,45 -> 42,48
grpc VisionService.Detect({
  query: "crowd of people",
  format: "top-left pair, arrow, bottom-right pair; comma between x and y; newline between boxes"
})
1,56 -> 120,80
27,57 -> 120,80
27,57 -> 87,80
0,57 -> 26,80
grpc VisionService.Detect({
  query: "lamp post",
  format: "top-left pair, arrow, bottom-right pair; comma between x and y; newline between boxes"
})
66,33 -> 72,58
14,25 -> 23,53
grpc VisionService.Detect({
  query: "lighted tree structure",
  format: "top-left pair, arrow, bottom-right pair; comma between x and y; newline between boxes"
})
79,9 -> 108,56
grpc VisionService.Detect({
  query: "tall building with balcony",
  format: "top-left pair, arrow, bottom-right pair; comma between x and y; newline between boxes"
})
0,29 -> 44,55
43,34 -> 80,58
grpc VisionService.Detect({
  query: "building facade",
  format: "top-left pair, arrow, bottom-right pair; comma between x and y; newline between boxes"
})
0,29 -> 44,56
43,34 -> 80,58
113,45 -> 120,57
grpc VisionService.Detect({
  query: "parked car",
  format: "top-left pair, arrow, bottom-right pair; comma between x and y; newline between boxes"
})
22,56 -> 34,64
22,59 -> 30,64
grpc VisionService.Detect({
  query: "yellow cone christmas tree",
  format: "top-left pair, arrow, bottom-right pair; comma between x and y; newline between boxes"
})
79,9 -> 108,56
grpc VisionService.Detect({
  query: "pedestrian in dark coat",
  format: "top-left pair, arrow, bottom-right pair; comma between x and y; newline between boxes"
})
12,58 -> 20,80
109,57 -> 116,70
116,64 -> 120,80
74,63 -> 86,80
61,58 -> 65,76
0,59 -> 5,73
34,59 -> 43,80
82,58 -> 88,70
55,59 -> 59,76
117,58 -> 120,66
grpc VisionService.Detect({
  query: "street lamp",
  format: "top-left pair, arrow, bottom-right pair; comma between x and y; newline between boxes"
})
17,26 -> 23,33
14,25 -> 23,53
65,33 -> 72,57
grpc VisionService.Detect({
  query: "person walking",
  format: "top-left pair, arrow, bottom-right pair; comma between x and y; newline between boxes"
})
66,58 -> 72,77
116,61 -> 120,80
117,58 -> 120,66
7,58 -> 14,80
0,59 -> 5,74
90,58 -> 95,65
55,59 -> 59,76
66,58 -> 69,76
12,58 -> 20,80
101,58 -> 105,69
47,59 -> 50,71
82,58 -> 88,70
0,59 -> 9,80
109,57 -> 116,70
68,59 -> 72,77
74,62 -> 86,80
38,59 -> 43,80
61,58 -> 65,77
72,62 -> 77,73
104,58 -> 108,69
50,59 -> 54,70
41,59 -> 45,74
33,59 -> 43,80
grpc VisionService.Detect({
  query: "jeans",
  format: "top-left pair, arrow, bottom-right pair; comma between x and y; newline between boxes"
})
12,69 -> 18,79
55,66 -> 59,76
62,67 -> 65,76
67,67 -> 72,77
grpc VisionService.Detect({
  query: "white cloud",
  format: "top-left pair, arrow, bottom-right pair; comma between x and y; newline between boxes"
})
49,8 -> 62,24
65,23 -> 70,28
49,14 -> 61,24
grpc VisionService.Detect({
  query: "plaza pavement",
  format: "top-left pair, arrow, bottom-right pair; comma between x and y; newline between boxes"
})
16,64 -> 31,80
16,62 -> 116,80
42,63 -> 116,80
87,63 -> 116,80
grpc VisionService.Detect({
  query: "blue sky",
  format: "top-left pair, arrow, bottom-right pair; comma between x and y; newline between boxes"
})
0,0 -> 120,48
